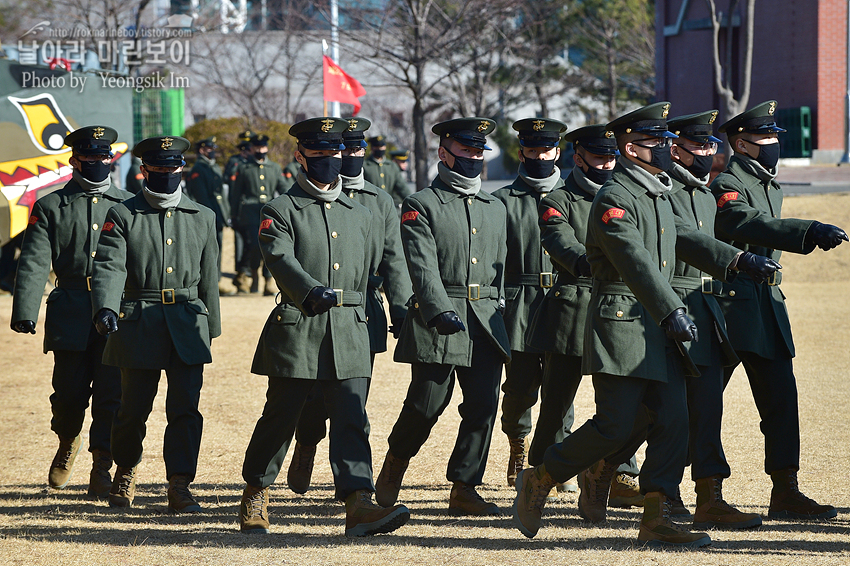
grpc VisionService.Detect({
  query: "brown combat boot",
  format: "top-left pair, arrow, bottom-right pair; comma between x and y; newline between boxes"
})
344,490 -> 410,537
577,459 -> 617,523
87,449 -> 113,498
375,451 -> 409,507
506,436 -> 528,487
240,484 -> 270,534
232,272 -> 250,294
48,434 -> 82,489
263,277 -> 277,296
250,269 -> 260,293
768,469 -> 837,520
449,482 -> 501,516
638,491 -> 712,548
109,466 -> 137,508
512,465 -> 556,538
167,474 -> 202,513
287,442 -> 316,495
547,480 -> 577,500
693,476 -> 761,529
668,487 -> 691,518
609,472 -> 644,508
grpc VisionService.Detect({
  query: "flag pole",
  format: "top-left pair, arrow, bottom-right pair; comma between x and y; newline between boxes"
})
330,0 -> 340,117
322,39 -> 328,117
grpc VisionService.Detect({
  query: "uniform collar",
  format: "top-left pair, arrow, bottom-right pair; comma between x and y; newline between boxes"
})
287,182 -> 355,210
431,176 -> 494,204
508,175 -> 564,196
132,191 -> 200,212
60,179 -> 126,205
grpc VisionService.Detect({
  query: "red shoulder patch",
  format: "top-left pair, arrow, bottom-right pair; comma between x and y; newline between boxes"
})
601,207 -> 625,224
191,172 -> 200,179
102,221 -> 115,232
134,173 -> 144,180
401,210 -> 419,224
259,218 -> 273,231
542,207 -> 562,222
28,215 -> 38,225
717,192 -> 739,207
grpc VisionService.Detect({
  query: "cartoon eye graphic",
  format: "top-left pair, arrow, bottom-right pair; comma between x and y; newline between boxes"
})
8,93 -> 74,155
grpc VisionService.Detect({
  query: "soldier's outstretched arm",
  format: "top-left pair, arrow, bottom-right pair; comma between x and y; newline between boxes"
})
539,196 -> 586,278
11,201 -> 52,330
673,213 -> 740,280
377,194 -> 412,323
198,213 -> 221,339
90,206 -> 129,317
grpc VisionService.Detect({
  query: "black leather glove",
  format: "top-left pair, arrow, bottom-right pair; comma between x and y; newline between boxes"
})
735,252 -> 782,284
94,308 -> 119,336
11,320 -> 36,334
389,317 -> 405,339
427,311 -> 466,335
576,254 -> 592,278
661,307 -> 698,342
808,221 -> 848,251
304,286 -> 337,316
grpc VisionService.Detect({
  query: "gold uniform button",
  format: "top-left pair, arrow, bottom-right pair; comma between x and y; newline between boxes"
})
616,310 -> 624,318
333,262 -> 340,270
662,260 -> 667,267
259,164 -> 264,169
729,290 -> 736,297
260,175 -> 265,180
119,312 -> 125,319
166,238 -> 173,245
544,250 -> 550,256
325,202 -> 332,209
166,267 -> 173,273
660,228 -> 665,234
276,315 -> 282,321
332,231 -> 338,238
349,192 -> 355,198
92,223 -> 98,231
471,257 -> 478,264
467,198 -> 473,205
260,186 -> 266,191
166,211 -> 172,218
414,302 -> 419,309
380,173 -> 385,178
90,251 -> 96,258
698,220 -> 703,227
92,197 -> 98,204
471,228 -> 477,234
554,291 -> 560,297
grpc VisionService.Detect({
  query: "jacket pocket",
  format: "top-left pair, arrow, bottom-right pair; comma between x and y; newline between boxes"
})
504,285 -> 521,301
118,301 -> 143,321
271,304 -> 302,325
599,301 -> 641,321
715,281 -> 754,301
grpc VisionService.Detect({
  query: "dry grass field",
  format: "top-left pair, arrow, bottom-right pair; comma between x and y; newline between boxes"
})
0,193 -> 848,565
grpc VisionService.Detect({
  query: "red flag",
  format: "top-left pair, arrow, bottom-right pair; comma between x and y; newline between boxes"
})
323,55 -> 366,115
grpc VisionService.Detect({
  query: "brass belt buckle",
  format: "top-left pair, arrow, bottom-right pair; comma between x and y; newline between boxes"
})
86,276 -> 92,291
768,272 -> 781,286
540,272 -> 553,288
701,276 -> 713,294
333,288 -> 344,306
468,284 -> 480,301
161,289 -> 176,304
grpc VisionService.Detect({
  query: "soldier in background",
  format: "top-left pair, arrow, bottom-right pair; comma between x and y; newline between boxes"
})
125,155 -> 144,193
11,126 -> 130,498
224,130 -> 253,288
363,136 -> 412,208
91,135 -> 220,513
390,149 -> 411,181
280,153 -> 301,193
712,101 -> 846,521
187,136 -> 232,295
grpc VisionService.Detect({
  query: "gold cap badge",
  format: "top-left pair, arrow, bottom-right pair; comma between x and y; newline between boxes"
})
709,111 -> 718,124
661,103 -> 670,119
92,127 -> 105,140
478,120 -> 489,133
161,137 -> 173,150
321,119 -> 334,133
768,101 -> 776,115
532,120 -> 545,132
348,119 -> 358,131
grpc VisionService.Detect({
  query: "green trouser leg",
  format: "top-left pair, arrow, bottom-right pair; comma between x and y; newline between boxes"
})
499,350 -> 545,439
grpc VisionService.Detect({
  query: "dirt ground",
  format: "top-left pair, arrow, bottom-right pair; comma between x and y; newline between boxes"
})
0,193 -> 848,565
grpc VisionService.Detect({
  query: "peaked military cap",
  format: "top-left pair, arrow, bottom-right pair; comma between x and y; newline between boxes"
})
606,102 -> 677,138
289,117 -> 347,151
196,136 -> 217,150
64,126 -> 118,156
512,118 -> 567,148
249,134 -> 270,146
132,136 -> 190,167
718,100 -> 786,135
432,117 -> 496,150
668,110 -> 723,144
342,117 -> 372,148
389,149 -> 409,161
563,124 -> 618,156
368,135 -> 386,147
236,129 -> 253,149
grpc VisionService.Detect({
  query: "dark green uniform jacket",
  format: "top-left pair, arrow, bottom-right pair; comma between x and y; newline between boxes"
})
525,170 -> 593,356
187,155 -> 229,229
394,175 -> 511,367
583,159 -> 734,381
224,154 -> 247,183
711,155 -> 815,359
229,157 -> 285,226
12,178 -> 132,353
251,178 -> 377,380
342,176 -> 412,353
668,166 -> 738,367
492,175 -> 561,353
281,161 -> 300,193
363,157 -> 412,207
91,192 -> 222,369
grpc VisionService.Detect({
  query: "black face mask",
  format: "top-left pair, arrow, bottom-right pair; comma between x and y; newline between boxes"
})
254,151 -> 267,162
748,140 -> 780,170
633,140 -> 672,172
583,164 -> 613,185
206,150 -> 217,161
445,148 -> 484,179
341,155 -> 364,177
371,148 -> 385,159
522,157 -> 556,179
146,171 -> 182,194
77,159 -> 111,182
678,147 -> 713,179
304,155 -> 342,184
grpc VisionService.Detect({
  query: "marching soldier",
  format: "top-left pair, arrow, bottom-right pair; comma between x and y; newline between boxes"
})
666,110 -> 768,529
229,134 -> 285,295
280,154 -> 301,193
286,117 -> 412,494
375,118 -> 510,516
239,118 -> 410,537
11,126 -> 129,497
712,101 -> 846,520
224,130 -> 253,292
363,135 -> 412,208
491,118 -> 567,489
525,124 -> 643,517
187,136 -> 231,294
90,135 -> 221,513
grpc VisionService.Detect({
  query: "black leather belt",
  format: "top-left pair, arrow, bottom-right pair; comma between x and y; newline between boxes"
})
55,276 -> 92,291
123,287 -> 198,304
444,284 -> 499,301
277,289 -> 364,307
